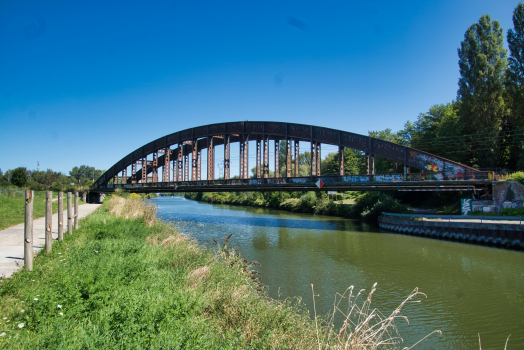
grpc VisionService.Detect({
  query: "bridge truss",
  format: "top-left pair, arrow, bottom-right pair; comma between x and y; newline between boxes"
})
91,121 -> 492,194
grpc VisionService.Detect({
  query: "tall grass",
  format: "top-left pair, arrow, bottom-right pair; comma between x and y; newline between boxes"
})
0,196 -> 441,349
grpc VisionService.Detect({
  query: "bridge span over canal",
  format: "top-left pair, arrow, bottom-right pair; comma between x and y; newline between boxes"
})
90,121 -> 492,197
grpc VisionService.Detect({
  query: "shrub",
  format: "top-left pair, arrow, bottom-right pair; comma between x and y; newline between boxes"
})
313,198 -> 334,215
351,192 -> 410,222
507,171 -> 524,185
279,198 -> 302,212
300,192 -> 317,213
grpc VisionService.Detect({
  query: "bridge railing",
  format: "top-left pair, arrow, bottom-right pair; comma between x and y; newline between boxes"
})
94,171 -> 494,189
382,212 -> 523,225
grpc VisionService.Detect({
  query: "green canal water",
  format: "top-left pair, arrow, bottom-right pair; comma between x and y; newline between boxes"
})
152,196 -> 524,349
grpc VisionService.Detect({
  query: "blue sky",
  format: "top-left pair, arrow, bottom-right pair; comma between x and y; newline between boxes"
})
0,0 -> 522,175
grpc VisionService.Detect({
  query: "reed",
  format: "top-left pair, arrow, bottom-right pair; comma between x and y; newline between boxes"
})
312,283 -> 442,350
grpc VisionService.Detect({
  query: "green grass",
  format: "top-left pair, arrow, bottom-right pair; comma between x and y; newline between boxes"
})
0,192 -> 84,231
0,200 -> 318,349
0,197 -> 437,349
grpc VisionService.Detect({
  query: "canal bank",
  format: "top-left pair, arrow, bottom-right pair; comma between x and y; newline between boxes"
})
155,196 -> 524,349
379,213 -> 524,249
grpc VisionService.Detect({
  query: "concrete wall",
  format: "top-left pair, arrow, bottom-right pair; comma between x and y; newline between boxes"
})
378,216 -> 523,250
493,181 -> 524,212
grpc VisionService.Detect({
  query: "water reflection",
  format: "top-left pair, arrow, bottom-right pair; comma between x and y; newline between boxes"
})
153,197 -> 524,349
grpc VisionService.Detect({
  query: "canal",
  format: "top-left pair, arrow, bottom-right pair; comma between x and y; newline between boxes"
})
152,196 -> 524,349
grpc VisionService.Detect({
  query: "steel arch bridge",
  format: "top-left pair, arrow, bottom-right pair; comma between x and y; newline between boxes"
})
90,121 -> 492,196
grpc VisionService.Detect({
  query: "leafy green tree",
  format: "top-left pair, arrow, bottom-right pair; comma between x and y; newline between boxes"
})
320,149 -> 361,175
506,2 -> 524,169
457,14 -> 508,168
409,102 -> 465,163
11,167 -> 28,187
70,165 -> 104,182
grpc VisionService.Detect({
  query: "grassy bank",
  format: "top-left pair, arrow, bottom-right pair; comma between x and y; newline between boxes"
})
0,191 -> 85,231
0,196 -> 433,349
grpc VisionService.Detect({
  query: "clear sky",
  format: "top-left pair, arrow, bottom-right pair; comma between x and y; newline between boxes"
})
1,0 -> 522,175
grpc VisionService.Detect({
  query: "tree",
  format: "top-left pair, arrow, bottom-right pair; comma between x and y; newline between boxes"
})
457,14 -> 508,168
320,149 -> 362,175
70,165 -> 103,182
11,167 -> 28,187
506,2 -> 524,169
408,102 -> 465,163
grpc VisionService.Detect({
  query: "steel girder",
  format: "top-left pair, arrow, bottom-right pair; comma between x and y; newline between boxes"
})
93,121 -> 478,188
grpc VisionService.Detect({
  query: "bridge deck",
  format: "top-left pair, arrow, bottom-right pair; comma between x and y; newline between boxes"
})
94,175 -> 491,193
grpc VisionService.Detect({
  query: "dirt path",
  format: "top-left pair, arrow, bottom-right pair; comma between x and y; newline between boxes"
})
0,204 -> 101,279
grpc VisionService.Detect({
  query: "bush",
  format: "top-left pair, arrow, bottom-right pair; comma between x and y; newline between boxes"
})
351,192 -> 410,222
313,198 -> 334,215
279,198 -> 302,212
300,192 -> 317,213
507,171 -> 524,185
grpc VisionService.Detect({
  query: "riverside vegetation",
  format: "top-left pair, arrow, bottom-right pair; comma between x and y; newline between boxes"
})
185,191 -> 411,223
0,194 -> 440,349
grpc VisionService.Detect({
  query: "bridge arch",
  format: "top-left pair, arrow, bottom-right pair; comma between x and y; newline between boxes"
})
92,121 -> 477,189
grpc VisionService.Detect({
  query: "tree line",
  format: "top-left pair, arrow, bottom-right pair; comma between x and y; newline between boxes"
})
0,165 -> 104,192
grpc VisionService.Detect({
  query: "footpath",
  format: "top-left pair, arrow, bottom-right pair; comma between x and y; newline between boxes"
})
0,204 -> 101,278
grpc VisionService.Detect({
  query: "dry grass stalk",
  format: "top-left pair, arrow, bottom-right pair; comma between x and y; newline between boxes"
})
161,234 -> 188,246
187,266 -> 211,289
313,283 -> 442,350
107,196 -> 158,226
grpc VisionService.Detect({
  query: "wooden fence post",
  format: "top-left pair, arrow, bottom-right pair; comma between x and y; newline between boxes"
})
45,191 -> 52,253
24,190 -> 33,271
74,191 -> 79,229
67,192 -> 72,235
58,191 -> 63,241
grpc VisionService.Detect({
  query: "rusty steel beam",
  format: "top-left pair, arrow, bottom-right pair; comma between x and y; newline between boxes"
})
243,134 -> 249,179
184,154 -> 189,181
316,142 -> 321,176
274,139 -> 279,178
224,134 -> 230,180
294,140 -> 299,177
93,121 -> 479,189
208,136 -> 214,180
152,152 -> 158,183
140,158 -> 146,183
311,142 -> 316,177
163,147 -> 170,182
197,149 -> 202,180
239,135 -> 245,179
263,135 -> 269,178
177,143 -> 183,181
256,139 -> 261,179
192,139 -> 198,181
286,138 -> 292,177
